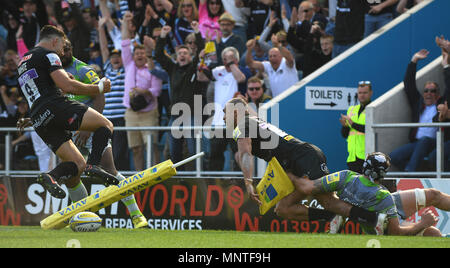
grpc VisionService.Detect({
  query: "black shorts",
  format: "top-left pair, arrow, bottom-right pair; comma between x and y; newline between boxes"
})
285,143 -> 329,180
31,97 -> 88,153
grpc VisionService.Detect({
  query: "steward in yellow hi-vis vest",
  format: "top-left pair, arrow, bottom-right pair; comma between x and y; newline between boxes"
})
340,81 -> 373,173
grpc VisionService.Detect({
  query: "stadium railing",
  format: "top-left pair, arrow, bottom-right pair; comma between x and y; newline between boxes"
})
369,122 -> 450,179
0,126 -> 244,178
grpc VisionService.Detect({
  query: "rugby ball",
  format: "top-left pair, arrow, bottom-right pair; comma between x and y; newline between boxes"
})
69,212 -> 102,232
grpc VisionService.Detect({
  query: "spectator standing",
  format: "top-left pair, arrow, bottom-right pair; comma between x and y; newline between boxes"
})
81,7 -> 99,45
98,16 -> 130,171
246,38 -> 298,97
222,0 -> 250,42
198,0 -> 225,41
20,0 -> 49,51
155,23 -> 205,167
396,0 -> 424,14
237,0 -> 280,39
174,0 -> 199,46
364,0 -> 398,38
198,47 -> 249,170
333,0 -> 367,58
215,13 -> 246,66
4,12 -> 21,52
339,81 -> 373,173
295,1 -> 328,38
54,0 -> 91,62
98,0 -> 141,52
122,12 -> 162,171
390,49 -> 442,172
302,30 -> 333,77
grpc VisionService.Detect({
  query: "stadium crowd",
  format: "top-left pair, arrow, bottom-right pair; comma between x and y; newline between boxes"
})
0,0 -> 435,173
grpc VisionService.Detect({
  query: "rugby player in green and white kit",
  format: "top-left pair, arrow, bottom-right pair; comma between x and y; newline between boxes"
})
312,152 -> 445,236
60,40 -> 148,228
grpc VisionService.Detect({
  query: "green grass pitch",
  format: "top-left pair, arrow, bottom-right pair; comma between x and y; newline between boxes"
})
0,226 -> 449,248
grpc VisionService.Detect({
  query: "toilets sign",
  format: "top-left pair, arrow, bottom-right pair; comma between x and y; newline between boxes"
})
305,86 -> 358,111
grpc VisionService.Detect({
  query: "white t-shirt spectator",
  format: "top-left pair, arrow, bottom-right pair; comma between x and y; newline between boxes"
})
212,66 -> 239,126
262,58 -> 299,97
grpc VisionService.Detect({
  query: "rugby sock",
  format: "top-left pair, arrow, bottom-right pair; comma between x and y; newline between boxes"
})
48,161 -> 79,181
68,181 -> 88,203
349,206 -> 377,227
87,127 -> 112,166
308,207 -> 335,221
117,173 -> 143,217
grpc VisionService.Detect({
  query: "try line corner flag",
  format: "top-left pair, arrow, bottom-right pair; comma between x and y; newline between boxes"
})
256,157 -> 295,215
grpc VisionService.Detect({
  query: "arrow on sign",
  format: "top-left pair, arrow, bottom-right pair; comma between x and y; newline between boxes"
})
314,102 -> 337,107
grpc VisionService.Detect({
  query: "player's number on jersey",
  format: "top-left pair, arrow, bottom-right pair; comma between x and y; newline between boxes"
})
18,68 -> 41,106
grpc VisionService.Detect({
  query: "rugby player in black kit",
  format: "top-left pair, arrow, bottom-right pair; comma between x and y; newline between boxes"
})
17,25 -> 118,200
225,98 -> 387,233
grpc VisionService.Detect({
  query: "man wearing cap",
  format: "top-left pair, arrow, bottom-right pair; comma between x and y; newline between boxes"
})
215,12 -> 245,66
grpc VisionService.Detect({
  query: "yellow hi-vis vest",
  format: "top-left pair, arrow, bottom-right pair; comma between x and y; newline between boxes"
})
346,104 -> 366,162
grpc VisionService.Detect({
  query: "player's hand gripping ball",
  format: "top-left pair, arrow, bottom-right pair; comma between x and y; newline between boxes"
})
69,212 -> 102,232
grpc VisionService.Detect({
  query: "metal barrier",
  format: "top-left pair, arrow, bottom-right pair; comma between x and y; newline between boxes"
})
370,122 -> 450,179
0,126 -> 244,178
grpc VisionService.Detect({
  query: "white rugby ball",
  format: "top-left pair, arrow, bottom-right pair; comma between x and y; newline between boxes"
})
69,212 -> 102,232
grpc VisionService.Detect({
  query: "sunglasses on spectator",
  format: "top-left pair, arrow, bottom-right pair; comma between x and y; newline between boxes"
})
303,9 -> 311,13
424,88 -> 438,93
248,87 -> 261,91
209,1 -> 221,5
359,81 -> 371,86
182,4 -> 193,8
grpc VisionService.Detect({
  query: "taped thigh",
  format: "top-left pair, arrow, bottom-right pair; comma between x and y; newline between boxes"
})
414,188 -> 427,211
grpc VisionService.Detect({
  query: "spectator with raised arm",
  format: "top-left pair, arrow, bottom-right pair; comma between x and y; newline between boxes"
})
98,15 -> 130,171
174,0 -> 199,46
155,22 -> 205,167
389,49 -> 442,172
121,11 -> 162,171
246,38 -> 298,97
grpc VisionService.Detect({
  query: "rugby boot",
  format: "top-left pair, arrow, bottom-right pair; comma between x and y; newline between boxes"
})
329,215 -> 344,234
37,173 -> 66,199
132,215 -> 148,229
375,213 -> 387,235
84,165 -> 119,186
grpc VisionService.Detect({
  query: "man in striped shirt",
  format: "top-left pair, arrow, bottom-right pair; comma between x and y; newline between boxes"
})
102,49 -> 130,171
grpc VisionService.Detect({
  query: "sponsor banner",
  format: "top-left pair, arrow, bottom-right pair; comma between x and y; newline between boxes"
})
396,179 -> 450,234
0,177 -> 365,234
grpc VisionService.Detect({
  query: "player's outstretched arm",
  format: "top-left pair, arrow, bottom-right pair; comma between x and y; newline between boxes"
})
237,138 -> 261,206
387,208 -> 438,236
50,69 -> 111,96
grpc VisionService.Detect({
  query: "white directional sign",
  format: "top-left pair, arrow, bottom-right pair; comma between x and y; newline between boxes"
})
305,86 -> 359,111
